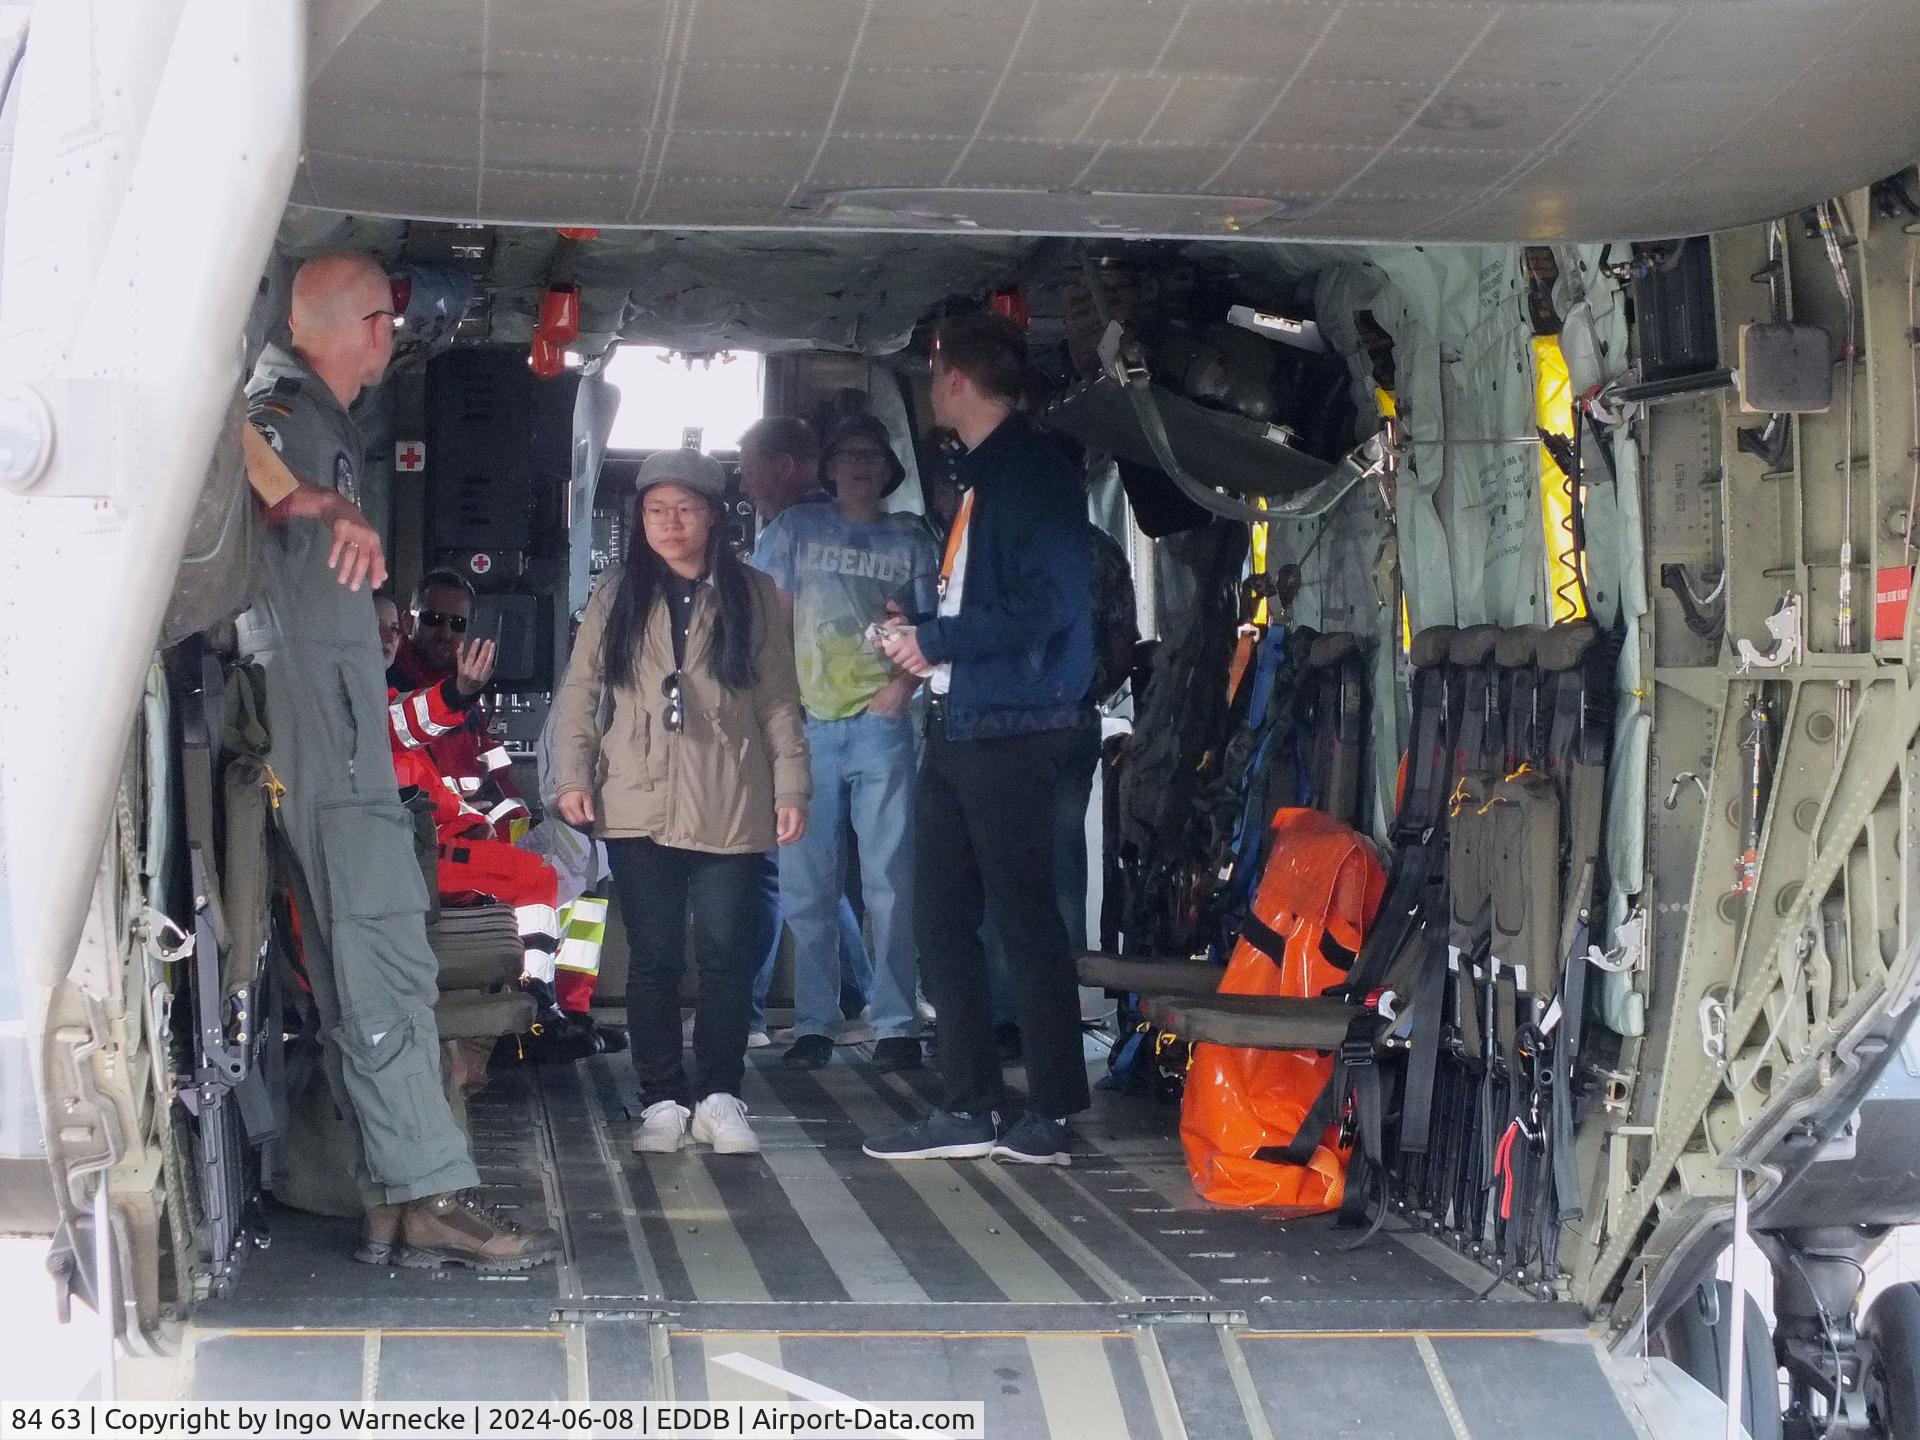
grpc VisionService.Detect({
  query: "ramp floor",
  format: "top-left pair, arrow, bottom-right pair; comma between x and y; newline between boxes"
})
175,1047 -> 1642,1435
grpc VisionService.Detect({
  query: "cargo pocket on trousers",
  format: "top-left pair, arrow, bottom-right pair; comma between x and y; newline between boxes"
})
313,796 -> 444,1063
315,798 -> 433,920
330,1009 -> 459,1185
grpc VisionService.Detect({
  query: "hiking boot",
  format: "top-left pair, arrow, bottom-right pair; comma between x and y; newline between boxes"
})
783,1033 -> 834,1069
862,1108 -> 995,1161
633,1099 -> 690,1154
395,1191 -> 560,1272
991,1111 -> 1071,1167
691,1093 -> 760,1154
869,1037 -> 923,1073
354,1202 -> 403,1265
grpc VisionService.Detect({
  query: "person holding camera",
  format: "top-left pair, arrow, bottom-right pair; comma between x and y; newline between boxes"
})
865,314 -> 1095,1168
754,414 -> 940,1074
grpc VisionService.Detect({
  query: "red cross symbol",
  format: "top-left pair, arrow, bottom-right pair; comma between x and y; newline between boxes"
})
395,441 -> 426,472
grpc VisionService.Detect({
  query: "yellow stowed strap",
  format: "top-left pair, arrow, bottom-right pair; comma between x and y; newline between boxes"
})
1532,333 -> 1588,624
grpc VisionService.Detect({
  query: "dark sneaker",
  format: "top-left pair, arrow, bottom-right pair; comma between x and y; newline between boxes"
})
862,1109 -> 995,1161
991,1111 -> 1071,1167
395,1191 -> 561,1272
784,1033 -> 834,1069
870,1037 -> 923,1073
354,1202 -> 403,1265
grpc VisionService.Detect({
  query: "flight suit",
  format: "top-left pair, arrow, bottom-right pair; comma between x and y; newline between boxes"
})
239,345 -> 480,1204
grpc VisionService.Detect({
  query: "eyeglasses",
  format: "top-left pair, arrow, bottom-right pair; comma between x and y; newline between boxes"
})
661,672 -> 686,735
643,502 -> 706,525
415,609 -> 468,633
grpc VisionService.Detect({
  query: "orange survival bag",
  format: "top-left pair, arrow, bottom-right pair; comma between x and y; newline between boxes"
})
1180,807 -> 1386,1212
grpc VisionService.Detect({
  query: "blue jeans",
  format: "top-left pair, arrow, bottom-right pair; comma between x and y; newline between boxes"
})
750,895 -> 870,1033
984,721 -> 1102,1026
779,711 -> 920,1041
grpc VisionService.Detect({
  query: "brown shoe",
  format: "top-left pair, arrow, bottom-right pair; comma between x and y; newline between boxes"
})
395,1191 -> 561,1272
354,1202 -> 404,1265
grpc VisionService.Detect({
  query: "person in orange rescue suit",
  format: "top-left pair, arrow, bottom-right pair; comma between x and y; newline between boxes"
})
386,567 -> 530,842
376,594 -> 552,969
375,595 -> 613,1045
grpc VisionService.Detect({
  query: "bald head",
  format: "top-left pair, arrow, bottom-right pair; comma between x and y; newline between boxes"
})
287,251 -> 397,406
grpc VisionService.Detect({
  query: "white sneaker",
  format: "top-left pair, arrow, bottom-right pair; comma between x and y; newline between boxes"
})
632,1100 -> 690,1154
691,1093 -> 760,1155
746,1029 -> 772,1050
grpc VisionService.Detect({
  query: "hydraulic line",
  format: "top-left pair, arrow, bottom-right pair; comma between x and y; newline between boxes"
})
1817,199 -> 1860,736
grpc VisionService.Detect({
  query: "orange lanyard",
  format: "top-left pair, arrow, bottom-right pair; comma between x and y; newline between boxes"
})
939,490 -> 974,594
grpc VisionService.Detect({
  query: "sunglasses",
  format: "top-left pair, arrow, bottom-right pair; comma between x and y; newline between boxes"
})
415,609 -> 468,633
661,672 -> 686,735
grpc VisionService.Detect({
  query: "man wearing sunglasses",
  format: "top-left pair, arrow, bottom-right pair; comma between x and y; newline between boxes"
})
387,569 -> 533,844
239,252 -> 558,1272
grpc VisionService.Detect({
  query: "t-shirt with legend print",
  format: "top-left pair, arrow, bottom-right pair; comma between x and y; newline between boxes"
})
752,501 -> 940,721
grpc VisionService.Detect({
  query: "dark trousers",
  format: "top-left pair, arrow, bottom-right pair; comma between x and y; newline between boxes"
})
916,717 -> 1092,1120
605,837 -> 779,1109
986,719 -> 1103,1024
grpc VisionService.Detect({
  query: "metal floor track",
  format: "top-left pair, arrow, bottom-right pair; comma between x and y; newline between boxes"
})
175,1050 -> 1645,1437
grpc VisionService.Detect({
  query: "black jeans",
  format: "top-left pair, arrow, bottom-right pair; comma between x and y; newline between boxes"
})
916,715 -> 1092,1120
605,837 -> 779,1109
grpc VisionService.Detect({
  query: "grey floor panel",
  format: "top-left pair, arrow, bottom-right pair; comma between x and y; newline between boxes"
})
1098,1335 -> 1174,1440
187,1334 -> 364,1400
581,1322 -> 662,1401
1432,1336 -> 1640,1440
1236,1335 -> 1457,1440
750,1335 -> 981,1404
377,1334 -> 568,1401
659,1330 -> 1172,1438
1151,1325 -> 1268,1440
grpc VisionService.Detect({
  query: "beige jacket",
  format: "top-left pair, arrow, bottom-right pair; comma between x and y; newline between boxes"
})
548,565 -> 809,854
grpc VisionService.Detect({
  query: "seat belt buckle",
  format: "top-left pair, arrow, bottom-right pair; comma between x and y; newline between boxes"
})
1340,1030 -> 1379,1069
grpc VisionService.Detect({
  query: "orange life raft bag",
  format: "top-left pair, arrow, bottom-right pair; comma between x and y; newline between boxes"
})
1179,806 -> 1386,1212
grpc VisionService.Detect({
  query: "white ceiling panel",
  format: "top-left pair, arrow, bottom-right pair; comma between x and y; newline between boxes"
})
301,0 -> 1920,241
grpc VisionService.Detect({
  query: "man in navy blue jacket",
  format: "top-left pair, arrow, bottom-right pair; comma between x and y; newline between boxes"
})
865,313 -> 1094,1167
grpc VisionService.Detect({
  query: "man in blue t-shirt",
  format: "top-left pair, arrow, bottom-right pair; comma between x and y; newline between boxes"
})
755,415 -> 940,1072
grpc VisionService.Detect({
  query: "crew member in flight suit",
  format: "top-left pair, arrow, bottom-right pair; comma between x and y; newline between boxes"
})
239,251 -> 558,1270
